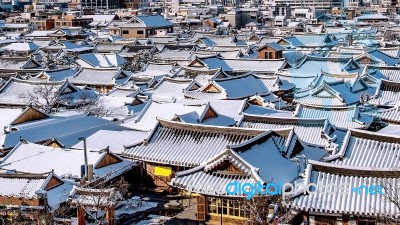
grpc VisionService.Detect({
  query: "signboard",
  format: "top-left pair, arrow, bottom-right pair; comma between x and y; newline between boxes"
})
154,166 -> 172,177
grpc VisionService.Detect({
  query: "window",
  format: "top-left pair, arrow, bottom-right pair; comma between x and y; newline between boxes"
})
358,221 -> 375,225
137,30 -> 144,34
207,198 -> 248,218
122,30 -> 129,34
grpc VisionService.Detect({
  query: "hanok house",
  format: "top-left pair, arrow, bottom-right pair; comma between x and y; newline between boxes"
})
69,67 -> 130,93
0,57 -> 43,78
289,129 -> 400,224
170,129 -> 302,223
291,160 -> 400,225
0,141 -> 135,183
122,119 -> 268,189
0,172 -> 73,220
257,42 -> 284,59
238,114 -> 344,153
369,79 -> 400,107
0,78 -> 97,108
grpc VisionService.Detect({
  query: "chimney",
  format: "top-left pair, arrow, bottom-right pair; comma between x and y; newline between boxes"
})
79,137 -> 89,181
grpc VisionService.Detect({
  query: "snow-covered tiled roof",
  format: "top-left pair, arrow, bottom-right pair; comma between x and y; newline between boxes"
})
71,129 -> 148,154
0,112 -> 128,150
294,104 -> 373,130
366,65 -> 400,83
239,114 -> 343,148
122,119 -> 267,167
325,129 -> 400,168
69,67 -> 129,86
192,55 -> 287,74
76,53 -> 126,68
292,160 -> 400,218
0,142 -> 134,180
369,79 -> 400,107
0,174 -> 47,199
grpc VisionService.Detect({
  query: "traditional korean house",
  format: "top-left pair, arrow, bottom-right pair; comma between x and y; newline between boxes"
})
133,62 -> 181,80
293,104 -> 373,130
0,141 -> 135,182
369,79 -> 400,107
33,68 -> 77,81
184,74 -> 294,100
0,42 -> 40,56
365,65 -> 400,83
282,34 -> 338,48
75,53 -> 126,68
69,67 -> 130,93
0,172 -> 74,217
145,77 -> 201,100
291,160 -> 400,225
156,44 -> 195,64
0,57 -> 43,77
0,112 -> 128,151
0,78 -> 98,109
122,100 -> 240,131
278,56 -> 363,89
122,119 -> 270,188
186,54 -> 289,76
171,129 -> 302,223
239,114 -> 344,154
294,76 -> 374,107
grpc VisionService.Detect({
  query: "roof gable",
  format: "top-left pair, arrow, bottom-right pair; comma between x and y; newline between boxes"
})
11,106 -> 50,126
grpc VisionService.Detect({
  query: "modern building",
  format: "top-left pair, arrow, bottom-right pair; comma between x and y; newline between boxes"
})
110,15 -> 174,38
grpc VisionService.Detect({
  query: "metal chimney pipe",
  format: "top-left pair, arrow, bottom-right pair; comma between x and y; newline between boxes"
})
79,137 -> 89,180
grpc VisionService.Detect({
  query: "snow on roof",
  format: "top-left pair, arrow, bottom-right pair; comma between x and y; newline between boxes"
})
123,119 -> 266,167
196,55 -> 286,74
71,129 -> 148,154
292,161 -> 400,218
367,65 -> 400,83
240,114 -> 343,147
39,68 -> 77,81
0,108 -> 23,134
69,67 -> 129,86
325,129 -> 400,168
369,79 -> 400,107
0,113 -> 128,150
295,104 -> 373,130
172,130 -> 300,196
1,42 -> 39,52
0,174 -> 47,199
77,53 -> 126,68
0,142 -> 134,179
0,78 -> 63,106
146,78 -> 196,99
377,124 -> 400,135
356,14 -> 389,20
122,100 -> 209,131
81,14 -> 116,22
133,15 -> 173,28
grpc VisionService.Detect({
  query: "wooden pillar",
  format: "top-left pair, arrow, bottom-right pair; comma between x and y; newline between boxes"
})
106,207 -> 116,225
77,207 -> 86,225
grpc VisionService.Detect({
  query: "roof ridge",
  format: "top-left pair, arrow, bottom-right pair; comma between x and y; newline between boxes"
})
157,118 -> 267,136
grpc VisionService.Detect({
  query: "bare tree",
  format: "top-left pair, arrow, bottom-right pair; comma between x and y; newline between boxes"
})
122,50 -> 159,72
20,82 -> 61,113
43,52 -> 77,70
228,194 -> 288,225
385,31 -> 400,42
373,169 -> 400,224
75,93 -> 110,117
